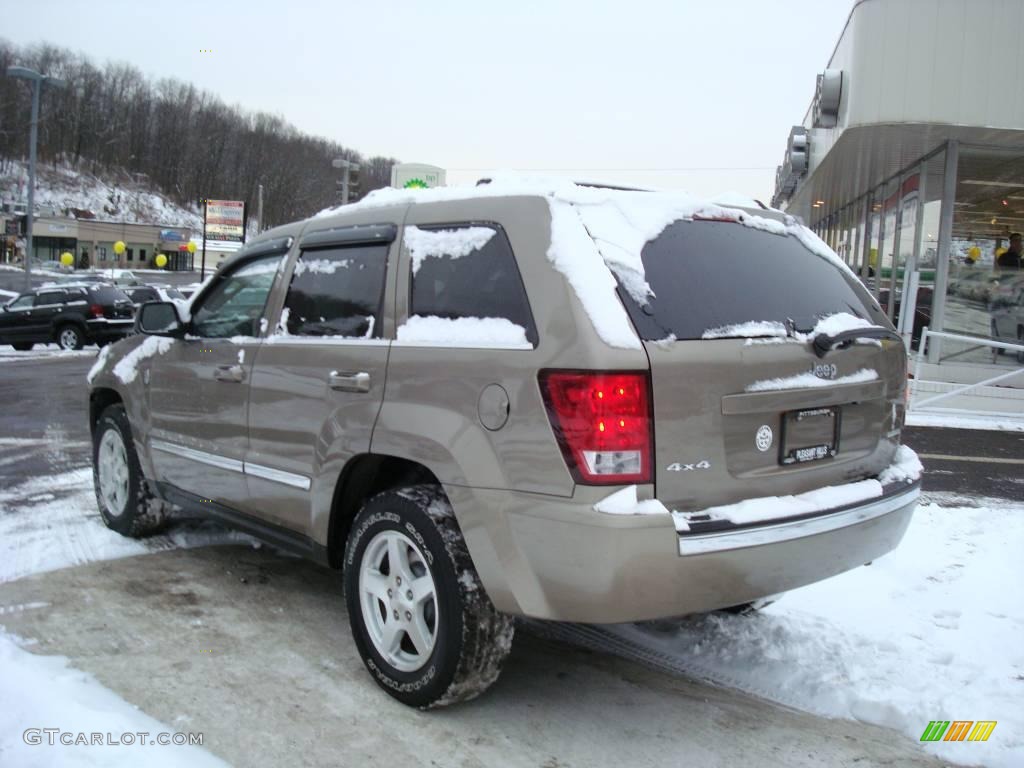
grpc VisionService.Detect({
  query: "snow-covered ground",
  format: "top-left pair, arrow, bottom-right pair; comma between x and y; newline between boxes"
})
0,344 -> 98,362
907,411 -> 1024,432
0,630 -> 227,767
559,494 -> 1023,768
0,453 -> 1019,766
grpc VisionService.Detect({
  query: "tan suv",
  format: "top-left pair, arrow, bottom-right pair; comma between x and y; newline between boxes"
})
87,182 -> 922,708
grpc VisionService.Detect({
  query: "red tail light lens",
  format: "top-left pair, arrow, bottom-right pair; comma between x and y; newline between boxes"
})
539,370 -> 653,485
89,304 -> 105,318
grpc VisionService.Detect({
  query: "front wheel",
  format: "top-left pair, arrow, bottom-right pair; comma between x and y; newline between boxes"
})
92,404 -> 169,537
56,324 -> 85,351
344,485 -> 514,708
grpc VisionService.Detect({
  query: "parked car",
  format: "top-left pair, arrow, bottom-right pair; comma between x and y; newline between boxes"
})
124,284 -> 186,307
1,282 -> 135,350
29,258 -> 73,274
99,268 -> 142,287
87,185 -> 920,708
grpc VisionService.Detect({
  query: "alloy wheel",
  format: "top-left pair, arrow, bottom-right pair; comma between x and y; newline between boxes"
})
359,529 -> 439,672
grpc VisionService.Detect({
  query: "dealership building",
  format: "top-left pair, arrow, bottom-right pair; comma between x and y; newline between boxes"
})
772,0 -> 1024,416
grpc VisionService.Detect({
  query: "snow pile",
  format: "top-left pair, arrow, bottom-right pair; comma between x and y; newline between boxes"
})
292,258 -> 350,276
746,368 -> 878,393
878,445 -> 925,485
600,496 -> 1024,768
679,445 -> 922,528
111,337 -> 174,384
593,485 -> 671,518
812,312 -> 876,337
703,321 -> 788,340
0,631 -> 227,767
396,316 -> 530,348
403,226 -> 496,274
86,344 -> 113,384
313,176 -> 860,351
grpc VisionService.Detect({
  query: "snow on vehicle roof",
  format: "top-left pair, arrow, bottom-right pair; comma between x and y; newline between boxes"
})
313,177 -> 855,351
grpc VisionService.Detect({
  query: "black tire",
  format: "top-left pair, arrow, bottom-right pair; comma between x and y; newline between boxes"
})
92,404 -> 169,537
344,485 -> 514,708
11,342 -> 34,351
56,324 -> 85,351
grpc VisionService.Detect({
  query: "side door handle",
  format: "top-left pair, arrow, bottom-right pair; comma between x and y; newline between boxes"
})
214,364 -> 245,383
328,370 -> 370,392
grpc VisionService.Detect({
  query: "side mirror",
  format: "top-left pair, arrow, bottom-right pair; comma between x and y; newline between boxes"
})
137,301 -> 185,337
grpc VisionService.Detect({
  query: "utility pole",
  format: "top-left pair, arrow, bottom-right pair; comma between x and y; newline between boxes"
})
332,157 -> 360,205
200,199 -> 208,281
256,184 -> 264,233
6,66 -> 66,291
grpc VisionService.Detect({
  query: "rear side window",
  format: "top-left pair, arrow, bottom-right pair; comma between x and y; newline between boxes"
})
35,291 -> 65,306
618,220 -> 876,340
282,245 -> 388,338
407,224 -> 537,346
130,287 -> 158,303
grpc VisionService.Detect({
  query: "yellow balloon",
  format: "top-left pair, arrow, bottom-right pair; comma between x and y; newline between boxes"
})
186,241 -> 197,254
996,247 -> 1008,257
60,252 -> 74,266
113,240 -> 126,255
155,253 -> 168,268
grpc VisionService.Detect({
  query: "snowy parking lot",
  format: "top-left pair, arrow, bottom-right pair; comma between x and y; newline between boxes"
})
0,445 -> 1020,766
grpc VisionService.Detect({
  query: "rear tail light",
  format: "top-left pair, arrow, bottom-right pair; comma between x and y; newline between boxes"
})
89,304 -> 105,318
539,370 -> 653,485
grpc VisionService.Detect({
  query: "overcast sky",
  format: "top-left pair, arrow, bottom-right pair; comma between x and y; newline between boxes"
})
6,0 -> 853,200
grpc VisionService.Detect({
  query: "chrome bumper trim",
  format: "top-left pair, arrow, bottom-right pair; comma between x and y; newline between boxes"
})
676,484 -> 920,556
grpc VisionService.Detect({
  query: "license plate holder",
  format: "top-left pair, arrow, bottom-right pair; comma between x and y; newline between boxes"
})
780,406 -> 840,465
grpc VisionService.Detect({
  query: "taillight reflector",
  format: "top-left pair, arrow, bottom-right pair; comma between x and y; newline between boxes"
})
539,370 -> 653,485
89,304 -> 105,318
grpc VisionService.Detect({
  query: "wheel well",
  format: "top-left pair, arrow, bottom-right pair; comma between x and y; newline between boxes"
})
326,454 -> 442,569
89,388 -> 123,436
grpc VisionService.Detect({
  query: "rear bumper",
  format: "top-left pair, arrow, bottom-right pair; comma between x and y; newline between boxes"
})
449,482 -> 919,623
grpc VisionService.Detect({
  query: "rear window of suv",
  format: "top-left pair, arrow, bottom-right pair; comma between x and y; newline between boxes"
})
617,220 -> 877,340
86,285 -> 132,304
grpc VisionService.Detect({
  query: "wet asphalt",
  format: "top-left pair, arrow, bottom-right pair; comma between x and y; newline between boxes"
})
0,354 -> 1020,501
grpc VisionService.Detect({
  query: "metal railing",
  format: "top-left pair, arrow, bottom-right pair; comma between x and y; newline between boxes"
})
910,327 -> 1024,412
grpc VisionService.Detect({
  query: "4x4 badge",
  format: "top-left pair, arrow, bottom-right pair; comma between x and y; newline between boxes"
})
755,425 -> 774,452
667,460 -> 711,472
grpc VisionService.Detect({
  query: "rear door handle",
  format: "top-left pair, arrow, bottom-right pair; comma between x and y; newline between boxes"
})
328,370 -> 370,392
214,364 -> 245,383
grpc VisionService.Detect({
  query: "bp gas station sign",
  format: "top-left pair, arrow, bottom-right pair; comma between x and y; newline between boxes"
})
391,163 -> 446,189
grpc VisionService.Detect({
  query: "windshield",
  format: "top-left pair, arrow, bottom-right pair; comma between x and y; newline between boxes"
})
617,220 -> 878,340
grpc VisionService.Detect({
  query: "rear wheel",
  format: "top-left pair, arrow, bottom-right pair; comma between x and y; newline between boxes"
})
92,404 -> 169,537
344,485 -> 514,708
11,342 -> 34,351
56,324 -> 84,351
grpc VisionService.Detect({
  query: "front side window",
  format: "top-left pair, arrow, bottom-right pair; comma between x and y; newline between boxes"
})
282,245 -> 388,338
406,224 -> 537,346
192,254 -> 283,338
8,295 -> 33,310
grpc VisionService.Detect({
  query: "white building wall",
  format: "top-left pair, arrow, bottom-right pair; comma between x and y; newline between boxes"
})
805,0 -> 1024,171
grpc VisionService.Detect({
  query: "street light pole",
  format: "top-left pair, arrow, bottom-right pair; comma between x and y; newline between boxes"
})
6,66 -> 66,291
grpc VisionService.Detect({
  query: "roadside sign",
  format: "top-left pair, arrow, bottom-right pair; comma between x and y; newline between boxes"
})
205,200 -> 246,242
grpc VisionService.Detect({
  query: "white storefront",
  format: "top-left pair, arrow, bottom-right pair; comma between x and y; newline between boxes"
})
772,0 -> 1024,420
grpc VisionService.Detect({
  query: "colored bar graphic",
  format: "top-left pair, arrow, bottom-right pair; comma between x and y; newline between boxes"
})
943,721 -> 973,741
921,721 -> 950,742
967,722 -> 997,742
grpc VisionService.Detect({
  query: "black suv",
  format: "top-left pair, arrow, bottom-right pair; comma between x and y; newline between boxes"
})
0,283 -> 135,351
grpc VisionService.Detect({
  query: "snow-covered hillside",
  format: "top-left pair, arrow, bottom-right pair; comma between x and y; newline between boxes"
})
0,160 -> 202,229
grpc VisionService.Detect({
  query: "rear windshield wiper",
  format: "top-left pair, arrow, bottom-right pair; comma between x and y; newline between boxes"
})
812,327 -> 903,358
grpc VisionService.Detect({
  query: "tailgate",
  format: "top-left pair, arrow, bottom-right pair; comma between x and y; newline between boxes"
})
645,336 -> 905,513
